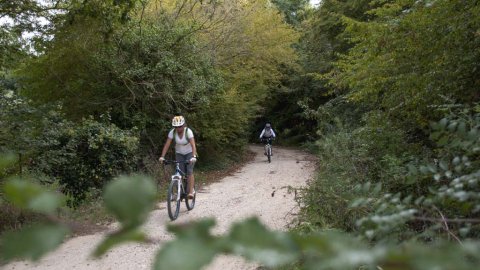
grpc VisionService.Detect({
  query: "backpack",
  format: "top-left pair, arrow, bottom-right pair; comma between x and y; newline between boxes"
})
171,127 -> 193,145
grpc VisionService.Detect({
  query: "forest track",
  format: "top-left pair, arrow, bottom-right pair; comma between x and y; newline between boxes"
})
5,145 -> 317,270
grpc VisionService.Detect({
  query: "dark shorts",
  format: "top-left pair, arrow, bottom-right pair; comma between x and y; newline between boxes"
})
176,152 -> 195,176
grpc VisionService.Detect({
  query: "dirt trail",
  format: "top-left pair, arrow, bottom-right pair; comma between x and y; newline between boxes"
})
5,145 -> 316,270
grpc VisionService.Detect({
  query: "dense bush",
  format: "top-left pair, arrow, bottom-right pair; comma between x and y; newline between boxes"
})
353,107 -> 480,242
33,118 -> 139,202
299,104 -> 480,246
298,109 -> 418,231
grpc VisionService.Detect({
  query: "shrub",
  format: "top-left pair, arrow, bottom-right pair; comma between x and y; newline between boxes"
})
352,106 -> 480,242
298,110 -> 418,231
33,118 -> 139,203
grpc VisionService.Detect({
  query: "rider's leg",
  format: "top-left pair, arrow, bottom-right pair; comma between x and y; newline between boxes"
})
270,139 -> 273,156
186,152 -> 195,198
188,174 -> 195,197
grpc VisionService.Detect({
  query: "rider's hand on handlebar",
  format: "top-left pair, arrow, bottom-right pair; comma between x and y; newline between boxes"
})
159,156 -> 165,163
190,157 -> 197,163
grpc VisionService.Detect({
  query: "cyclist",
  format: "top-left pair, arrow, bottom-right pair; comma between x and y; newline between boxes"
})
159,116 -> 198,199
259,123 -> 276,155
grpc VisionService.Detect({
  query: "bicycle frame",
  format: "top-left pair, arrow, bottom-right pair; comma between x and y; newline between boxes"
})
262,138 -> 273,163
164,160 -> 196,220
167,161 -> 187,200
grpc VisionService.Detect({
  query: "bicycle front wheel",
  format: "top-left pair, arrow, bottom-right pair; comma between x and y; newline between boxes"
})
267,146 -> 272,163
167,179 -> 181,221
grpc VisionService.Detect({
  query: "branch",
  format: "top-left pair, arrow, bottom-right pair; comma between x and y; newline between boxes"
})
413,216 -> 480,224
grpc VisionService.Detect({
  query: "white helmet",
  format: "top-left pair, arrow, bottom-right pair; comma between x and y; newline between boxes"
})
172,116 -> 185,127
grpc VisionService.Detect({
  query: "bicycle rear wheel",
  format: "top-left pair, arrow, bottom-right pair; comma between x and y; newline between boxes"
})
185,180 -> 196,210
167,179 -> 181,221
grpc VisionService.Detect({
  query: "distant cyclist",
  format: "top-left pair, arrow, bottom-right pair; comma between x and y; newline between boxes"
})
159,116 -> 198,199
259,123 -> 276,155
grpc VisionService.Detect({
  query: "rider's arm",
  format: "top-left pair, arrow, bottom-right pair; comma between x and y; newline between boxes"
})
189,137 -> 198,158
160,137 -> 173,158
271,129 -> 276,138
259,129 -> 265,139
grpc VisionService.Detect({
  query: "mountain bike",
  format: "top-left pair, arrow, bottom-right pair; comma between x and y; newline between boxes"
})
163,160 -> 196,221
262,137 -> 273,163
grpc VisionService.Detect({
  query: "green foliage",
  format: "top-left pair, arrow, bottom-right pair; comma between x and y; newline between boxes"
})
0,90 -> 38,157
1,224 -> 70,262
298,108 -> 417,231
333,0 -> 480,128
0,90 -> 72,177
2,156 -> 480,269
0,170 -> 155,263
102,175 -> 155,230
154,219 -> 218,270
94,175 -> 155,256
351,109 -> 480,242
0,89 -> 138,202
33,118 -> 139,202
298,129 -> 366,230
0,155 -> 70,262
260,0 -> 377,145
18,7 -> 226,158
271,0 -> 310,26
3,178 -> 65,215
157,218 -> 480,270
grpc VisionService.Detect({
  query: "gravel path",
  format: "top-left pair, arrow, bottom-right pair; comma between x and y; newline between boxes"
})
5,145 -> 316,270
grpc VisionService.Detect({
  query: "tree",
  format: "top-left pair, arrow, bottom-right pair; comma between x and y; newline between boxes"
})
331,0 -> 480,129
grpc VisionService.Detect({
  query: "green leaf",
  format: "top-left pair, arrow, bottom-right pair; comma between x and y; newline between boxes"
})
226,217 -> 299,267
437,135 -> 449,146
467,128 -> 478,140
405,175 -> 417,184
154,219 -> 218,270
0,224 -> 69,262
407,164 -> 418,175
373,183 -> 382,194
439,118 -> 448,129
447,121 -> 458,131
452,156 -> 461,165
420,165 -> 429,174
0,153 -> 16,171
439,160 -> 449,171
93,229 -> 147,257
3,178 -> 64,214
103,175 -> 156,230
295,232 -> 383,269
457,122 -> 467,134
154,237 -> 218,270
427,164 -> 437,173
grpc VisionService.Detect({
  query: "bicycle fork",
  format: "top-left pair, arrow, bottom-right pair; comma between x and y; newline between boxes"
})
172,174 -> 182,201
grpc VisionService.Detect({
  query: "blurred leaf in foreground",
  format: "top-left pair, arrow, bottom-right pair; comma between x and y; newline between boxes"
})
0,153 -> 16,171
93,229 -> 147,257
0,224 -> 69,262
226,217 -> 299,267
154,219 -> 218,270
3,178 -> 65,215
94,175 -> 156,257
103,175 -> 156,230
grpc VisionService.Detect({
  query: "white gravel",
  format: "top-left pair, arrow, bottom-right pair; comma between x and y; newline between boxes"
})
5,145 -> 316,270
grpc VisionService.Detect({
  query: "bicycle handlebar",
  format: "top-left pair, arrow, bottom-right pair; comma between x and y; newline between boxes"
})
162,160 -> 191,165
